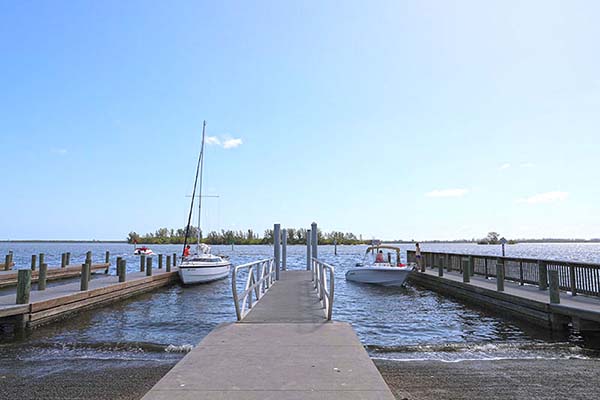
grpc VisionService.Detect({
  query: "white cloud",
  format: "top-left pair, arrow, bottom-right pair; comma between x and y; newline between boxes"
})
520,162 -> 535,168
222,138 -> 243,149
205,136 -> 221,145
518,191 -> 569,204
425,189 -> 469,198
50,148 -> 67,155
499,163 -> 511,170
204,136 -> 243,149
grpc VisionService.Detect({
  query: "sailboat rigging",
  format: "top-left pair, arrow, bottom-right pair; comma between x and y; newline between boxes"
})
179,120 -> 232,284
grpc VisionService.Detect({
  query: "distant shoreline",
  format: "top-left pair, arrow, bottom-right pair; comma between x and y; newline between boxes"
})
0,240 -> 127,243
1,239 -> 599,244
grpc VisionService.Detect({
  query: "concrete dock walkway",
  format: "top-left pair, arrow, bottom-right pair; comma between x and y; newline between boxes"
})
142,270 -> 395,399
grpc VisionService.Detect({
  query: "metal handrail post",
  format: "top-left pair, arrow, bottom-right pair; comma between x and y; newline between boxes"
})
327,266 -> 335,320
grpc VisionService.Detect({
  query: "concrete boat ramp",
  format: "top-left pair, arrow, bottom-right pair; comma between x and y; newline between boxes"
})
142,270 -> 395,400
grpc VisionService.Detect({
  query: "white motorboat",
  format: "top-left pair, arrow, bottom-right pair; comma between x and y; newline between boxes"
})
345,245 -> 415,286
179,244 -> 231,284
178,120 -> 231,285
133,246 -> 154,256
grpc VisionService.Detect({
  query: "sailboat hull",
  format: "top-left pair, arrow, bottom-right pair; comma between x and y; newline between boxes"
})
178,260 -> 231,284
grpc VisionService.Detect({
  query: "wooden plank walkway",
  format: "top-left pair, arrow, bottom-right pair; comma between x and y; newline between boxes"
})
0,269 -> 178,326
410,268 -> 600,330
0,263 -> 109,288
142,270 -> 395,399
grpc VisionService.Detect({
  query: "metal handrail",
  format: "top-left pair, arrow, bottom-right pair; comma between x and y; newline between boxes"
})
232,258 -> 275,321
310,257 -> 335,320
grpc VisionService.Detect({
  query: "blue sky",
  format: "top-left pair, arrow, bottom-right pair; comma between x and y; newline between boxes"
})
1,1 -> 599,240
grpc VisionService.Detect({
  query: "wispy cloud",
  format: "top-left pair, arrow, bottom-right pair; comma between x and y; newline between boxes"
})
205,136 -> 221,145
222,138 -> 243,149
205,136 -> 243,149
518,191 -> 568,204
425,189 -> 469,198
520,162 -> 535,168
499,163 -> 511,170
50,148 -> 67,156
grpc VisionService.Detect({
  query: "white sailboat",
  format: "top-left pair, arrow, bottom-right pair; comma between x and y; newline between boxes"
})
179,120 -> 231,284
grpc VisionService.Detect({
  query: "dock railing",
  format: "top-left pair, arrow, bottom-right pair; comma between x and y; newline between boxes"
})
408,250 -> 600,298
311,257 -> 335,320
232,258 -> 275,321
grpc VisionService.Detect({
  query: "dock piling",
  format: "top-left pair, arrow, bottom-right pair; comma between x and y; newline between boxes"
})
306,229 -> 311,271
119,259 -> 127,282
4,255 -> 9,271
146,257 -> 153,276
438,261 -> 444,277
549,270 -> 560,303
116,257 -> 122,275
274,224 -> 281,280
80,262 -> 90,291
86,251 -> 92,264
105,251 -> 110,264
569,265 -> 577,296
166,255 -> 171,272
282,229 -> 287,271
462,258 -> 470,283
61,253 -> 67,268
38,263 -> 48,290
140,255 -> 146,272
496,258 -> 505,292
158,254 -> 163,269
446,253 -> 452,272
16,269 -> 31,304
37,253 -> 44,271
173,253 -> 177,267
31,254 -> 37,271
311,222 -> 318,260
538,261 -> 548,290
66,252 -> 71,266
469,256 -> 474,276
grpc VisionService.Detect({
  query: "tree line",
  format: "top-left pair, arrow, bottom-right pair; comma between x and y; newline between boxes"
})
127,227 -> 368,245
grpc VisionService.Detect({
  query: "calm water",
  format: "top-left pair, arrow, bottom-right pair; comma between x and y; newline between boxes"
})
1,242 -> 599,378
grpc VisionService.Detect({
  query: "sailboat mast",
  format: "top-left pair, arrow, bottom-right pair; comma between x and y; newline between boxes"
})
196,120 -> 206,249
182,120 -> 206,257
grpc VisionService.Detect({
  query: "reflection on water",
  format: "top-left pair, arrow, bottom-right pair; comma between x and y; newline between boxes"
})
0,242 -> 599,376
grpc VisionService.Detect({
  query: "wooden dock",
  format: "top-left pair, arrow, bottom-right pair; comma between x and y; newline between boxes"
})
408,261 -> 600,332
142,269 -> 395,400
0,268 -> 178,328
0,263 -> 109,288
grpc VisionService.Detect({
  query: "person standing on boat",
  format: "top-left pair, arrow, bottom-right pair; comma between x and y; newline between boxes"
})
375,250 -> 385,263
183,245 -> 191,258
415,242 -> 422,270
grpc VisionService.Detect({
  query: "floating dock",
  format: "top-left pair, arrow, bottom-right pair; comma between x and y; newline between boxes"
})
0,268 -> 178,328
142,268 -> 395,400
